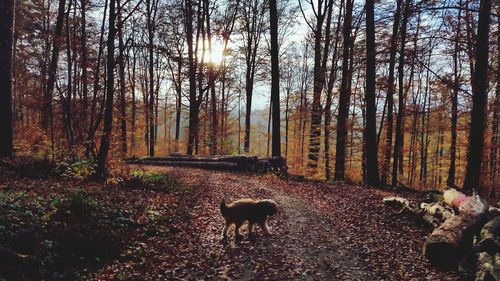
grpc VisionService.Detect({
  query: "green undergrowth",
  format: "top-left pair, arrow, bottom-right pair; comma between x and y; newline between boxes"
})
0,165 -> 198,280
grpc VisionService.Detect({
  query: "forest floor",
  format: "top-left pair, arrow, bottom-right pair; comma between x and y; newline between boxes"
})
0,164 -> 470,280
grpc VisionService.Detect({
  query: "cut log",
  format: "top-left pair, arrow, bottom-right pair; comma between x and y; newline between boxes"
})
125,155 -> 287,174
474,216 -> 500,255
423,192 -> 488,268
475,252 -> 500,281
383,197 -> 441,227
420,202 -> 453,221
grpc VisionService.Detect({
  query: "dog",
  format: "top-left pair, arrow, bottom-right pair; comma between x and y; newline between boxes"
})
220,198 -> 278,240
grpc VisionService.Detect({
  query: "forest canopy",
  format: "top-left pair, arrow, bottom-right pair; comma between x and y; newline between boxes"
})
0,0 -> 498,193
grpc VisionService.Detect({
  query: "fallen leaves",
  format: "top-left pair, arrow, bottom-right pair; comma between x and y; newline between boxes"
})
1,165 -> 467,280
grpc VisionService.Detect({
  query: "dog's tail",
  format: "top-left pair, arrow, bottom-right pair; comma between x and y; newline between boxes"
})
220,199 -> 228,216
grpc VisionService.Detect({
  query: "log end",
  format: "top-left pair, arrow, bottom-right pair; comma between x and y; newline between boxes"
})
423,237 -> 461,269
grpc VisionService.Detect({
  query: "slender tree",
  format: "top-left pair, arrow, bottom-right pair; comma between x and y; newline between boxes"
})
333,0 -> 353,181
392,0 -> 411,187
462,0 -> 491,193
380,0 -> 402,185
447,2 -> 462,188
490,17 -> 500,192
42,0 -> 67,131
301,0 -> 333,169
96,0 -> 117,176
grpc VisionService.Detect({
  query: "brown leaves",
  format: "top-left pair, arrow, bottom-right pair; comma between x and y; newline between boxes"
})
1,165 -> 466,280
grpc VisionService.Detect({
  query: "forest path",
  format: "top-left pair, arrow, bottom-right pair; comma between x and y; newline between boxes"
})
133,165 -> 462,280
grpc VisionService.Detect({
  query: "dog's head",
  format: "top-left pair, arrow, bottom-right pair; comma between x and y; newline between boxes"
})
258,199 -> 278,216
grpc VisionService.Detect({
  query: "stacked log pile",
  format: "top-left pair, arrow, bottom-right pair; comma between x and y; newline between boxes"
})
384,189 -> 499,280
125,155 -> 288,174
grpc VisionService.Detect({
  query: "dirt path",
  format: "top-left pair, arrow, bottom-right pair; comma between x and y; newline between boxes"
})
134,165 -> 463,281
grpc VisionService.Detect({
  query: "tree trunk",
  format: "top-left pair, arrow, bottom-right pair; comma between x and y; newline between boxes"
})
96,0 -> 116,177
0,0 -> 15,158
392,0 -> 411,187
364,0 -> 379,186
86,0 -> 107,158
447,1 -> 462,188
80,0 -> 89,134
64,0 -> 75,146
488,16 -> 499,195
269,0 -> 280,157
307,0 -> 332,169
147,0 -> 157,157
381,0 -> 402,185
117,0 -> 127,156
185,0 -> 196,155
334,0 -> 354,181
42,0 -> 66,131
463,0 -> 491,194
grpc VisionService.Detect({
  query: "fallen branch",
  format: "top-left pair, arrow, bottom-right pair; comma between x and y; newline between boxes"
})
383,197 -> 441,227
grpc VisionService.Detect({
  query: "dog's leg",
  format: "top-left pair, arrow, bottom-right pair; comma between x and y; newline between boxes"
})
221,221 -> 230,239
260,220 -> 272,235
235,223 -> 243,240
248,222 -> 254,236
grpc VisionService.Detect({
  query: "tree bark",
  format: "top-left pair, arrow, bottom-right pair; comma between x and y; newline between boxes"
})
96,0 -> 116,177
364,0 -> 380,186
463,0 -> 491,194
392,0 -> 411,187
381,0 -> 402,185
306,0 -> 332,169
80,0 -> 89,134
42,0 -> 66,131
333,0 -> 354,181
185,0 -> 197,155
0,0 -> 15,158
269,0 -> 280,157
447,1 -> 462,188
117,0 -> 127,156
489,16 -> 500,194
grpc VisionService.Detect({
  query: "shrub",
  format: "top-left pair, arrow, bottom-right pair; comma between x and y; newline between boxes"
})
130,170 -> 166,184
59,160 -> 96,180
51,189 -> 98,218
48,190 -> 121,266
2,156 -> 57,178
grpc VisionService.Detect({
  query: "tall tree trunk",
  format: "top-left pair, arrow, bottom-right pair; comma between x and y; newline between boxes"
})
489,17 -> 500,195
333,0 -> 354,181
205,0 -> 217,155
447,2 -> 462,187
324,0 -> 343,180
186,0 -> 197,155
364,0 -> 380,186
86,0 -> 107,158
147,0 -> 157,156
392,0 -> 411,187
130,47 -> 137,156
307,0 -> 332,169
64,0 -> 75,146
117,0 -> 127,156
175,57 -> 182,145
81,0 -> 89,135
96,0 -> 116,177
463,0 -> 491,194
0,0 -> 15,158
381,0 -> 402,185
269,0 -> 280,157
42,0 -> 66,130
